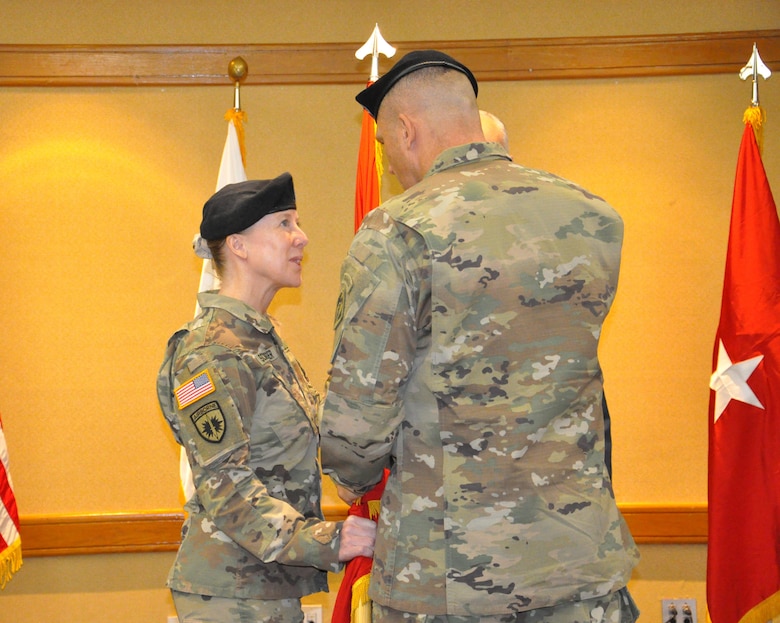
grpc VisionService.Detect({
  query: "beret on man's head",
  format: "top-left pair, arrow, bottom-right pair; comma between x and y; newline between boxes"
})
356,49 -> 478,119
200,173 -> 296,240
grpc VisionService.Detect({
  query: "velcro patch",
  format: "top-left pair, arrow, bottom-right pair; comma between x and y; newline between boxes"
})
175,370 -> 216,409
190,401 -> 226,443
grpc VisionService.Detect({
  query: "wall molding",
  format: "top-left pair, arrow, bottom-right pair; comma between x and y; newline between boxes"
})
0,30 -> 777,87
19,504 -> 707,557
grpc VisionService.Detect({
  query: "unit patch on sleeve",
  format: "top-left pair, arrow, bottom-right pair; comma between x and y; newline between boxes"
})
175,370 -> 216,409
190,401 -> 226,443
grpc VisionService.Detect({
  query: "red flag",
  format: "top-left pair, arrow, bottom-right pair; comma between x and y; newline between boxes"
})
707,119 -> 780,623
331,470 -> 388,623
0,413 -> 22,588
354,84 -> 382,233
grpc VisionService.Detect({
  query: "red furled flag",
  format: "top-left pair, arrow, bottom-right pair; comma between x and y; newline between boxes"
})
707,115 -> 780,623
331,470 -> 388,623
354,85 -> 383,233
0,413 -> 22,588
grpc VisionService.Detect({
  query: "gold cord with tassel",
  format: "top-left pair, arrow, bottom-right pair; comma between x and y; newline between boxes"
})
224,108 -> 247,168
743,105 -> 766,155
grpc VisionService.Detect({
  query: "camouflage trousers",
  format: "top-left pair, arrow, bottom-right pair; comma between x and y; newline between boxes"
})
372,588 -> 639,623
171,590 -> 304,623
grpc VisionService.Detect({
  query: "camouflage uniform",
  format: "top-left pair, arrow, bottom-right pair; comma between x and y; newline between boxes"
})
157,292 -> 342,608
321,143 -> 639,617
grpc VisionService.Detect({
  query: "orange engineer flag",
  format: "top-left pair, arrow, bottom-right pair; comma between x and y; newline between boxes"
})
354,83 -> 383,233
0,413 -> 22,588
707,116 -> 780,623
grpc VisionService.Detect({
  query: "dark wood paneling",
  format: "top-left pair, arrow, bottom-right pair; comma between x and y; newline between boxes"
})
0,30 -> 777,87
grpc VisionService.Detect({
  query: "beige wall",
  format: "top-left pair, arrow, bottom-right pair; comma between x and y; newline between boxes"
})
1,1 -> 779,622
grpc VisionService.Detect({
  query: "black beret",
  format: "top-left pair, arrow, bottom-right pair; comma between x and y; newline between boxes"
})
200,173 -> 296,240
356,49 -> 478,119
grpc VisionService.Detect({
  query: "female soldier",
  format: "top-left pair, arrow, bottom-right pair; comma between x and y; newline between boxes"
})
157,173 -> 375,623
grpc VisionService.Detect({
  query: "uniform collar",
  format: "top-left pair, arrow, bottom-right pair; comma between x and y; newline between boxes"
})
196,291 -> 275,333
426,142 -> 511,179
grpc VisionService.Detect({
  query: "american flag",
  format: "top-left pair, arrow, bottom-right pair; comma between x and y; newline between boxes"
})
0,413 -> 21,588
175,371 -> 215,409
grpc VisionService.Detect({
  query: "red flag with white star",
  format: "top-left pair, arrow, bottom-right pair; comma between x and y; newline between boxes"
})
707,118 -> 780,623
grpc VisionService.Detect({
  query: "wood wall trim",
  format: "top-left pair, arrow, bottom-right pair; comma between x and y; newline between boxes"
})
0,30 -> 777,87
19,504 -> 707,557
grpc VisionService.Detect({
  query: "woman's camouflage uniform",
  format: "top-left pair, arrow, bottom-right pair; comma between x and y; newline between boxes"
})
158,292 -> 341,602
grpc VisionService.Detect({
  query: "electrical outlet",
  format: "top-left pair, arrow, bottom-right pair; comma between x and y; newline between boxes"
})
662,598 -> 697,623
302,604 -> 323,623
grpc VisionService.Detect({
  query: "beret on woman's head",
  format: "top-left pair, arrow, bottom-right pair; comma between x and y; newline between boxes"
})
200,173 -> 296,240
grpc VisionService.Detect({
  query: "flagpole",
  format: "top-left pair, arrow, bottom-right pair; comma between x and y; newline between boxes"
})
739,43 -> 772,153
229,56 -> 247,111
352,25 -> 395,233
335,26 -> 397,620
707,45 -> 780,623
181,56 -> 250,503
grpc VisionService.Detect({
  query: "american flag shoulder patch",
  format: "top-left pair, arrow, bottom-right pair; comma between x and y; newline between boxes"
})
175,370 -> 216,409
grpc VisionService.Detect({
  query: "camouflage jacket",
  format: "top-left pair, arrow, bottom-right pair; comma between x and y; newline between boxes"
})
157,292 -> 341,600
321,143 -> 639,615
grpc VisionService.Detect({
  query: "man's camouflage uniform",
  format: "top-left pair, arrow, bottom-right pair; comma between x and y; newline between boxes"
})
321,143 -> 640,617
157,291 -> 342,604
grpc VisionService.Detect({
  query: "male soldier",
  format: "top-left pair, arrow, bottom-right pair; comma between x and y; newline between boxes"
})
321,50 -> 639,622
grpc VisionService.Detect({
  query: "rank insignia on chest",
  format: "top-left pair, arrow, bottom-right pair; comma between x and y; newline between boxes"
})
190,401 -> 226,443
174,370 -> 216,409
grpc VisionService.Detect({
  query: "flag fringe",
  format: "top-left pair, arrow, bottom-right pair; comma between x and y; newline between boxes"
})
350,572 -> 372,623
737,589 -> 780,623
0,537 -> 22,589
224,108 -> 248,168
743,105 -> 766,155
367,499 -> 381,520
374,133 -> 385,183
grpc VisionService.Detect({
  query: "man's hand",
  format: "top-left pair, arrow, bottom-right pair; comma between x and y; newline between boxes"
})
337,515 -> 377,562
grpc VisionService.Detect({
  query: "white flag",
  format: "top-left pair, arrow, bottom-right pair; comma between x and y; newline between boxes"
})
181,111 -> 248,501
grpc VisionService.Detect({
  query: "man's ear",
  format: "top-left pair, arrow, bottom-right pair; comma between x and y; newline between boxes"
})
226,233 -> 248,259
398,112 -> 416,150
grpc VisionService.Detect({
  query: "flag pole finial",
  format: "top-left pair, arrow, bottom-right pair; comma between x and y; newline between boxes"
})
739,43 -> 771,108
739,44 -> 771,152
355,24 -> 396,82
228,56 -> 248,111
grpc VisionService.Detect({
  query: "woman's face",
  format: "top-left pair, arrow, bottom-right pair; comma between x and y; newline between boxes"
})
238,208 -> 309,290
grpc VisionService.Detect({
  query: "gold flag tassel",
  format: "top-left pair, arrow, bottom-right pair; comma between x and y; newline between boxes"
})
374,124 -> 385,182
224,107 -> 247,168
226,56 -> 248,169
744,105 -> 766,155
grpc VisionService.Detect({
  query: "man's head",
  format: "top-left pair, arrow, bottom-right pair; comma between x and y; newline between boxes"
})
356,50 -> 478,121
357,50 -> 483,190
